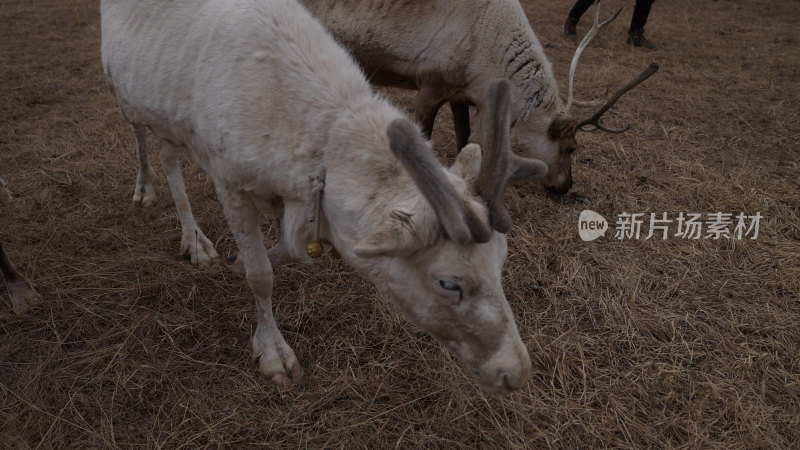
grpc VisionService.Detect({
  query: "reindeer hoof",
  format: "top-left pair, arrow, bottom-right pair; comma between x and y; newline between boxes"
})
225,254 -> 246,275
290,362 -> 304,383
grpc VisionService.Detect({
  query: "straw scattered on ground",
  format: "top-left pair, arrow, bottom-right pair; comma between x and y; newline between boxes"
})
1,0 -> 798,448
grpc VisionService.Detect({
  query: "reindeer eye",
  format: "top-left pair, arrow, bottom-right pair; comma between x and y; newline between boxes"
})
567,146 -> 577,155
438,279 -> 463,300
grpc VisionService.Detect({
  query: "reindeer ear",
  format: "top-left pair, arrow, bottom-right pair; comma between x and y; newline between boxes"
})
450,143 -> 482,182
353,212 -> 423,258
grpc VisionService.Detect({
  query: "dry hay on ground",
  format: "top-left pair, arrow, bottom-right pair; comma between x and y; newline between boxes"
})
1,0 -> 798,448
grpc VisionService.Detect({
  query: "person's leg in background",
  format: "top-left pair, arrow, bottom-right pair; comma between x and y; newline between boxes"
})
563,0 -> 596,39
627,0 -> 658,49
564,0 -> 658,50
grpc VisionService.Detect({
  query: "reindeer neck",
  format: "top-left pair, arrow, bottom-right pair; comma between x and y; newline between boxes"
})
320,95 -> 419,252
480,0 -> 564,124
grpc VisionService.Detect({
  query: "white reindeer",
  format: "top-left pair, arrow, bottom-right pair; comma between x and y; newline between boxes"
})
300,0 -> 658,194
1,178 -> 41,315
102,0 -> 549,393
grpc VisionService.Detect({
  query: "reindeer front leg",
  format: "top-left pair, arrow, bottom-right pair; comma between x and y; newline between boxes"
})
215,184 -> 304,385
414,82 -> 447,140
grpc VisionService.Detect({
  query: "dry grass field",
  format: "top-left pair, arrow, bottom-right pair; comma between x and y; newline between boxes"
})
1,0 -> 799,448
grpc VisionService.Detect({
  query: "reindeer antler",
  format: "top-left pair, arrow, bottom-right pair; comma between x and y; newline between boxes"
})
566,0 -> 622,113
475,80 -> 548,233
387,119 -> 492,244
574,62 -> 659,133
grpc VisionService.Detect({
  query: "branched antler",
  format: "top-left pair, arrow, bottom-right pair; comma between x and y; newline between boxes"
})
387,119 -> 492,243
574,62 -> 659,133
475,80 -> 548,233
566,0 -> 622,113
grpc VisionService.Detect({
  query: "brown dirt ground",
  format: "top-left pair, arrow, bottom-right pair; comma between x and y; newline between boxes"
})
1,0 -> 799,448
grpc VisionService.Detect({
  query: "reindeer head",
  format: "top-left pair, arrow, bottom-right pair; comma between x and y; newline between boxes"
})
348,81 -> 546,393
513,2 -> 659,195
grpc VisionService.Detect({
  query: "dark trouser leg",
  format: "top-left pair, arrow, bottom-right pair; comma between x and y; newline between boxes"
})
568,0 -> 596,21
630,0 -> 655,33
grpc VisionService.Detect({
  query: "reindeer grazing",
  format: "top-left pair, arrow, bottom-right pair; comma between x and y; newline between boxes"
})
102,0 -> 549,393
300,0 -> 658,193
1,178 -> 41,315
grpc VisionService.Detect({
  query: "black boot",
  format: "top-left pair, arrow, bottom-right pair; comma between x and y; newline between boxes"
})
626,29 -> 658,50
563,16 -> 578,40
